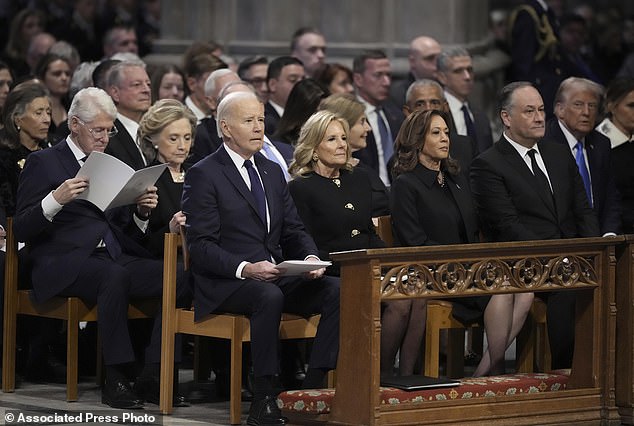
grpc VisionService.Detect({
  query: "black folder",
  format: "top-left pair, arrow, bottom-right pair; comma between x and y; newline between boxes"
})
380,375 -> 461,391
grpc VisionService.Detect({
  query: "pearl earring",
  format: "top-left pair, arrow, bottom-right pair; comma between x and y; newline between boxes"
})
16,125 -> 20,131
154,145 -> 158,150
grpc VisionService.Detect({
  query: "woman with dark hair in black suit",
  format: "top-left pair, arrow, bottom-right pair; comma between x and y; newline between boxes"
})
390,109 -> 533,376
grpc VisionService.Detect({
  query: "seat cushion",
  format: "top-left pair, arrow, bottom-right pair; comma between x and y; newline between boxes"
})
277,370 -> 570,415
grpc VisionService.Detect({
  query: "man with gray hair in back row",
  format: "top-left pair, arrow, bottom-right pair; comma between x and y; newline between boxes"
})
104,60 -> 152,170
436,46 -> 493,156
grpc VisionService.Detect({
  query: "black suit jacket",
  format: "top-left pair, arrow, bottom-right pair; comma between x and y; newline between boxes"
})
472,108 -> 494,154
353,100 -> 405,175
185,117 -> 222,168
14,140 -> 150,302
144,167 -> 183,257
470,136 -> 599,242
544,120 -> 621,234
389,72 -> 416,107
181,145 -> 319,320
264,102 -> 281,138
104,119 -> 146,170
391,164 -> 479,246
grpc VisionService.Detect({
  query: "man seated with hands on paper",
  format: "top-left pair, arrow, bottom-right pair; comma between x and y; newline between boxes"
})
182,91 -> 339,426
13,87 -> 190,410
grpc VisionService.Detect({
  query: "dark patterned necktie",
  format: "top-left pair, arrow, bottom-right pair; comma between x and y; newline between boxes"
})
244,159 -> 267,226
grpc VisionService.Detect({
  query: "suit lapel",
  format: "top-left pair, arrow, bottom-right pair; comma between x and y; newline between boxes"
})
56,140 -> 82,177
218,147 -> 266,228
115,119 -> 145,169
446,175 -> 477,242
497,138 -> 557,216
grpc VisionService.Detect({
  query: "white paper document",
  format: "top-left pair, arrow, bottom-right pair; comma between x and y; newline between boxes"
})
75,151 -> 167,211
275,260 -> 332,276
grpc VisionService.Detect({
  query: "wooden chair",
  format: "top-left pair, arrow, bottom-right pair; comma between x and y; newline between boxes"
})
159,231 -> 322,425
2,217 -> 157,401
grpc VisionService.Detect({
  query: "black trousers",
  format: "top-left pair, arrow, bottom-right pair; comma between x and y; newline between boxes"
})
214,275 -> 340,377
59,250 -> 190,366
539,291 -> 576,370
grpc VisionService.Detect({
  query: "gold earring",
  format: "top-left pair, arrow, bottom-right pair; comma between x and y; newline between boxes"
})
312,153 -> 318,161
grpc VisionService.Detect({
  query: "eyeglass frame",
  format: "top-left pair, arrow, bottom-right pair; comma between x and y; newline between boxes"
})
74,116 -> 118,139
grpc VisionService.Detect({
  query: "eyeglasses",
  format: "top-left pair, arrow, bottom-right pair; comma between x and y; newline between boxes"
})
75,117 -> 118,139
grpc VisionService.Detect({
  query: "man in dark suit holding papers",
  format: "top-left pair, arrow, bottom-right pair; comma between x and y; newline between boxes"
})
14,87 -> 189,409
182,91 -> 339,426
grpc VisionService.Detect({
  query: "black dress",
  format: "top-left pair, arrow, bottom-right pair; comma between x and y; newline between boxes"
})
0,142 -> 48,216
390,163 -> 487,324
144,164 -> 184,258
289,167 -> 385,276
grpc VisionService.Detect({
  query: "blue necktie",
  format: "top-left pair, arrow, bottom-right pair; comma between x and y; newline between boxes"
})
461,104 -> 479,155
261,142 -> 290,181
375,107 -> 393,165
244,159 -> 267,226
575,141 -> 593,207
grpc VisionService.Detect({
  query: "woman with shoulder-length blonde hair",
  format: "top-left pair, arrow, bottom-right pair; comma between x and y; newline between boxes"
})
288,110 -> 385,277
319,93 -> 389,216
137,98 -> 197,257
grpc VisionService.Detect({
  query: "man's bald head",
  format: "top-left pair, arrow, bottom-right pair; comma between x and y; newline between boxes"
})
408,36 -> 441,80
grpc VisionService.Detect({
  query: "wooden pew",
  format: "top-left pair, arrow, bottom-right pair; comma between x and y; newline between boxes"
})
616,235 -> 634,423
327,237 -> 621,425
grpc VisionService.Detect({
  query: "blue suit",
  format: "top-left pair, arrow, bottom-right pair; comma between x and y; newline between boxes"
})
14,140 -> 188,365
182,145 -> 339,376
544,119 -> 622,235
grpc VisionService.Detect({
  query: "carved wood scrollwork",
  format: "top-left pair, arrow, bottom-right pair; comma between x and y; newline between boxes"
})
380,255 -> 597,298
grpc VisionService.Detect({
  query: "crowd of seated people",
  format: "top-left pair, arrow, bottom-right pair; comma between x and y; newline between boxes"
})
0,2 -> 632,424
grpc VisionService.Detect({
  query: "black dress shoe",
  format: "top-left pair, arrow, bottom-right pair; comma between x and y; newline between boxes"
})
102,379 -> 144,409
134,376 -> 190,407
247,395 -> 287,426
